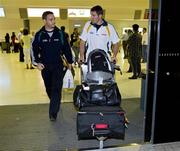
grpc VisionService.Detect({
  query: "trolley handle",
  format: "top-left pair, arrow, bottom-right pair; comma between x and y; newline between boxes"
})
111,62 -> 122,75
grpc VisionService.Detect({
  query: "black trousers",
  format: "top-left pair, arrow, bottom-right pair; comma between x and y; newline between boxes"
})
19,45 -> 24,62
41,64 -> 64,118
122,41 -> 128,57
130,56 -> 141,77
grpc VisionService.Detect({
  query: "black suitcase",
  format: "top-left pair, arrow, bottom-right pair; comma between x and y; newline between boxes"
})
77,106 -> 125,140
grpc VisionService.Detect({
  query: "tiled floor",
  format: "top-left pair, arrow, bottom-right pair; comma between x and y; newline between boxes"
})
89,141 -> 180,151
0,101 -> 144,150
0,49 -> 180,150
0,49 -> 145,106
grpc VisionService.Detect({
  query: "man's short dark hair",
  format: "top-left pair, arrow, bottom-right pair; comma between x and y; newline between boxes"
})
23,28 -> 29,35
90,5 -> 103,16
132,24 -> 139,32
42,11 -> 54,20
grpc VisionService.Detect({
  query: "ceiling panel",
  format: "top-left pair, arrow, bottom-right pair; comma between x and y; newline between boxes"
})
0,0 -> 149,20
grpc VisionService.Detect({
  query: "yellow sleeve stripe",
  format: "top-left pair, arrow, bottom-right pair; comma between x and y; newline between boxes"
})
105,26 -> 110,37
87,24 -> 92,33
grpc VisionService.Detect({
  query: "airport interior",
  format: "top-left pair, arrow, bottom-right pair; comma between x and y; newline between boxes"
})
0,0 -> 180,150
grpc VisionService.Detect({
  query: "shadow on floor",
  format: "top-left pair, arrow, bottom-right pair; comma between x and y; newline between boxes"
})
0,98 -> 144,150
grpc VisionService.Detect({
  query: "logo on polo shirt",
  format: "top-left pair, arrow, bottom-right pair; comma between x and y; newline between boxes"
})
101,33 -> 107,36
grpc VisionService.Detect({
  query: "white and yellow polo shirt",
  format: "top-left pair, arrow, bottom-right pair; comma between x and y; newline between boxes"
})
79,20 -> 120,60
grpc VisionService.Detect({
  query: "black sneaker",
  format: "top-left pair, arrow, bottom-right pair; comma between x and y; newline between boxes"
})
49,115 -> 56,121
126,70 -> 132,73
30,67 -> 35,69
129,75 -> 137,79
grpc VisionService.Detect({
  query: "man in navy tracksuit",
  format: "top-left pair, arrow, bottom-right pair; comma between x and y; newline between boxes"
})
31,11 -> 73,121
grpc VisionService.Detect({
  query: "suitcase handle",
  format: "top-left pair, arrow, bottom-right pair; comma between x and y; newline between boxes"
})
91,123 -> 110,137
95,123 -> 108,129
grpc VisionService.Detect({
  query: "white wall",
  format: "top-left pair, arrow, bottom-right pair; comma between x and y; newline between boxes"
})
30,18 -> 70,34
0,18 -> 70,41
0,18 -> 23,41
0,17 -> 148,41
109,20 -> 149,37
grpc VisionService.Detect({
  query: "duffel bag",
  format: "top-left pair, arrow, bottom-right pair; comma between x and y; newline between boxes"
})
73,83 -> 121,109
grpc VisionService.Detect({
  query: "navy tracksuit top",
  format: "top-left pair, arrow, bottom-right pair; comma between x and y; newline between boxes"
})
32,26 -> 73,66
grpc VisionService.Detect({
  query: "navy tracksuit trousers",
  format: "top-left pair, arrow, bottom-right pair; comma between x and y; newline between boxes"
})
41,64 -> 64,118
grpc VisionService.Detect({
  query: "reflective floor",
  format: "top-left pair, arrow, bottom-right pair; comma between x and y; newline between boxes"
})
89,141 -> 180,151
1,49 -> 180,151
0,48 -> 146,106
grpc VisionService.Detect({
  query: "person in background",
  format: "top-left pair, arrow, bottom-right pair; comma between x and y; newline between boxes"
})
18,28 -> 24,62
11,32 -> 17,52
126,29 -> 133,72
127,24 -> 142,79
121,29 -> 128,59
31,11 -> 73,121
60,26 -> 70,44
21,28 -> 33,69
29,31 -> 35,69
70,27 -> 80,65
5,33 -> 10,53
141,27 -> 148,63
31,31 -> 35,37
